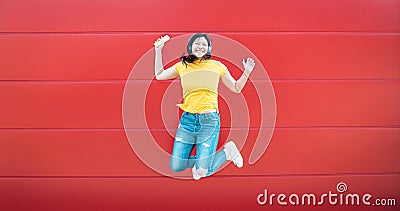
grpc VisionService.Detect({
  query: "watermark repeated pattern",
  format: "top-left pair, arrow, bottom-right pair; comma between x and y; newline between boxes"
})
122,34 -> 276,179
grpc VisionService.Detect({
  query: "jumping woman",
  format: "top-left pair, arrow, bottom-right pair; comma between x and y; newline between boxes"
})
154,33 -> 255,180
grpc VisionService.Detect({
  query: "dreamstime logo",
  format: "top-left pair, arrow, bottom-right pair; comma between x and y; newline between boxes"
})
336,182 -> 347,193
122,34 -> 276,179
257,182 -> 397,207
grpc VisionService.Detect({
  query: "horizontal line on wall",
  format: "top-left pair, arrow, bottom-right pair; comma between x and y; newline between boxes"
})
0,79 -> 399,84
0,126 -> 399,131
0,31 -> 399,36
0,172 -> 399,179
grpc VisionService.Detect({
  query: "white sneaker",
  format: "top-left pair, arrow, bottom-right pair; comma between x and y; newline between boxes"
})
192,166 -> 201,180
224,141 -> 243,168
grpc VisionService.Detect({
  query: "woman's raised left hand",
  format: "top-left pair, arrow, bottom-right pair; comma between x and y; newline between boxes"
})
242,57 -> 255,73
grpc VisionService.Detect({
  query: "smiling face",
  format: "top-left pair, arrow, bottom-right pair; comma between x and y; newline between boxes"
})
191,36 -> 209,58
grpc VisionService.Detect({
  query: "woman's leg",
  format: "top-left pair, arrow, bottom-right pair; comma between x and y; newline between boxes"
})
196,139 -> 227,177
170,140 -> 195,172
194,112 -> 227,177
195,140 -> 243,178
194,112 -> 243,179
170,112 -> 197,172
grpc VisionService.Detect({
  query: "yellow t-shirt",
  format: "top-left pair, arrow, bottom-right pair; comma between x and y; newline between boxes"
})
174,59 -> 227,113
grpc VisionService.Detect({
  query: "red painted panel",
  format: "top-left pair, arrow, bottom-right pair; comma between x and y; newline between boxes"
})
274,81 -> 400,127
0,82 -> 124,129
0,176 -> 399,210
0,81 -> 398,128
0,34 -> 399,80
0,0 -> 399,32
1,128 -> 399,176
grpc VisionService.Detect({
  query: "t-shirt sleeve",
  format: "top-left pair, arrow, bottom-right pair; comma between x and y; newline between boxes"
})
215,60 -> 228,76
173,62 -> 182,76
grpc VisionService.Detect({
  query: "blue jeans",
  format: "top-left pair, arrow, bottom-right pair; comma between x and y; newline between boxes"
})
170,111 -> 226,177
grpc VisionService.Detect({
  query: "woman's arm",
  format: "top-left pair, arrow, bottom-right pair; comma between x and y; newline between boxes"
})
154,38 -> 179,80
221,58 -> 255,93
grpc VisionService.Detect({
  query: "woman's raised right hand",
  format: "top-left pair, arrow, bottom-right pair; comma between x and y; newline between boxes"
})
154,35 -> 170,51
154,37 -> 165,51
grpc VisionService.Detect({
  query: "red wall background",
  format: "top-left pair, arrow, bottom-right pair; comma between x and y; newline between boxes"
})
0,0 -> 399,210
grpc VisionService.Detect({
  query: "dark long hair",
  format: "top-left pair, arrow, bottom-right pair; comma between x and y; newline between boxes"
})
180,33 -> 212,66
